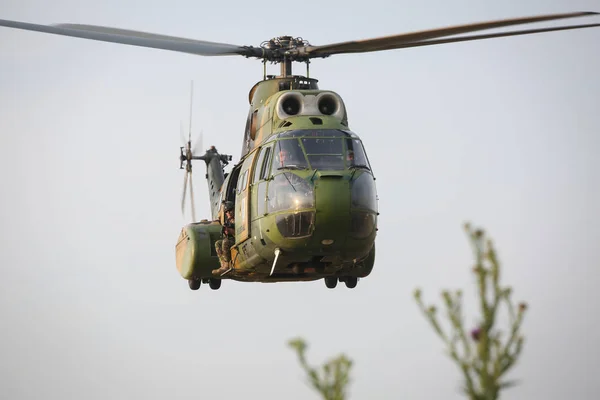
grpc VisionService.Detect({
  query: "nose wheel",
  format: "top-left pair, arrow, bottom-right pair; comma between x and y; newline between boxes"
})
344,276 -> 358,288
208,278 -> 222,290
324,277 -> 338,288
324,276 -> 358,289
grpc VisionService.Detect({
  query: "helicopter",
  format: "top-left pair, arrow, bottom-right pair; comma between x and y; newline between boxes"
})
1,11 -> 599,291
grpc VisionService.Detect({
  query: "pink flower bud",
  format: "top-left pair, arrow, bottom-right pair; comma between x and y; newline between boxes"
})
470,327 -> 482,341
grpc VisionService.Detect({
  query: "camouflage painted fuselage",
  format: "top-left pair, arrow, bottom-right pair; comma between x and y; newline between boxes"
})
176,75 -> 378,283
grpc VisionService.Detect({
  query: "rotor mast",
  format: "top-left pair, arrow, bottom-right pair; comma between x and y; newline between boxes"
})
261,36 -> 311,78
280,56 -> 292,77
279,36 -> 295,77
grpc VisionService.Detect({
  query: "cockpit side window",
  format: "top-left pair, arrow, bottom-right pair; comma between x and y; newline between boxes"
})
271,139 -> 309,172
252,145 -> 273,220
345,138 -> 371,170
252,146 -> 268,184
260,146 -> 273,180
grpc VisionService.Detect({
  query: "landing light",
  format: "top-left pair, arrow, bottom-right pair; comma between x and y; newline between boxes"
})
321,239 -> 334,245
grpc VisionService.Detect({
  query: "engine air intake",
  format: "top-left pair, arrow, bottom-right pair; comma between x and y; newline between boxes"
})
317,94 -> 338,115
277,92 -> 304,118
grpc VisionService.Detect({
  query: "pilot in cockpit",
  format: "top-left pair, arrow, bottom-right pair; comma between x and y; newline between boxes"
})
278,149 -> 290,168
274,140 -> 309,170
346,150 -> 355,164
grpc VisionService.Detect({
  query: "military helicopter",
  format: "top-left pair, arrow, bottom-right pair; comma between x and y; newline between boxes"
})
1,12 -> 599,291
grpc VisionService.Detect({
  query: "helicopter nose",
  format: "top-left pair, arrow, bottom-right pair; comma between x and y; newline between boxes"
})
267,170 -> 377,258
312,175 -> 351,244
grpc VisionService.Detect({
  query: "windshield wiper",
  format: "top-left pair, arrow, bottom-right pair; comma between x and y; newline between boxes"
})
281,171 -> 297,192
349,164 -> 370,181
277,164 -> 307,170
349,164 -> 370,170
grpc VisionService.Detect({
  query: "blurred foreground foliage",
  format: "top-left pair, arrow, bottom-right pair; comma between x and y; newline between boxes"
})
289,223 -> 528,400
287,338 -> 352,400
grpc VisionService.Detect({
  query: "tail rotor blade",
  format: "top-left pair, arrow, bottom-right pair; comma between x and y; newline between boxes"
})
188,170 -> 196,222
188,80 -> 194,145
180,120 -> 187,147
179,80 -> 200,223
181,170 -> 188,215
192,129 -> 204,155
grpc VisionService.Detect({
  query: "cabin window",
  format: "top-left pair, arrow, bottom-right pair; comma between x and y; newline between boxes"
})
250,110 -> 258,140
237,170 -> 248,194
350,171 -> 377,212
350,212 -> 376,239
301,137 -> 345,170
271,139 -> 309,172
237,150 -> 256,194
276,212 -> 315,238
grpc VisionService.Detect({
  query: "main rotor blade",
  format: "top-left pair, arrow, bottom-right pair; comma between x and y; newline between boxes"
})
0,19 -> 262,57
303,11 -> 599,57
378,23 -> 600,52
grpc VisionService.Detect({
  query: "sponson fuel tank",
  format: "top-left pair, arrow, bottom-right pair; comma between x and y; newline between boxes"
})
175,220 -> 222,280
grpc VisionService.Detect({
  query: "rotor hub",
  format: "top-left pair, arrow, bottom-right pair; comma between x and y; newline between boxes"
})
260,36 -> 312,63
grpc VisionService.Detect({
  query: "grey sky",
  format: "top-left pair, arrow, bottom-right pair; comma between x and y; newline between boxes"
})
0,0 -> 599,399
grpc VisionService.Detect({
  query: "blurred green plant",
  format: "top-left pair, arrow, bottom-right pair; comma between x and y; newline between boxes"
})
287,338 -> 352,400
289,224 -> 527,399
414,223 -> 528,400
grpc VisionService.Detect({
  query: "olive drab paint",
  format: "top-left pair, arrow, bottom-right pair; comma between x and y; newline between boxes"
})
174,75 -> 379,287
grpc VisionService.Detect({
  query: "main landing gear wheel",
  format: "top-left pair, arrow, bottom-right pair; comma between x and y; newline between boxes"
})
344,277 -> 358,289
324,277 -> 338,289
209,279 -> 222,290
188,279 -> 201,290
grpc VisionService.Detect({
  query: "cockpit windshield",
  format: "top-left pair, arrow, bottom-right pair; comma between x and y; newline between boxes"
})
302,137 -> 345,170
272,129 -> 371,172
272,139 -> 309,171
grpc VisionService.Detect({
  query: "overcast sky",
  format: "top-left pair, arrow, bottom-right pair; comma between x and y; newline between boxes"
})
0,0 -> 599,399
